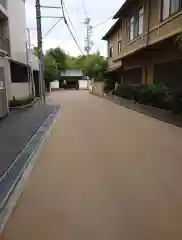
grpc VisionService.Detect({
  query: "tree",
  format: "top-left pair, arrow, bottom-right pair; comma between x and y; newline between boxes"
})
44,53 -> 58,84
82,52 -> 108,81
33,46 -> 107,84
64,52 -> 107,81
47,47 -> 66,72
33,46 -> 38,57
34,47 -> 67,86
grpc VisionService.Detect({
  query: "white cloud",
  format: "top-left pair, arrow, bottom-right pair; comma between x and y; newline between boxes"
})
26,0 -> 124,56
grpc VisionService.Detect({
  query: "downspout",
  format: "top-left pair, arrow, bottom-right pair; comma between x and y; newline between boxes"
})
144,0 -> 151,84
146,0 -> 151,46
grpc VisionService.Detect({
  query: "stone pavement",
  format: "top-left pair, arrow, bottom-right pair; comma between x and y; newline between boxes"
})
2,91 -> 182,240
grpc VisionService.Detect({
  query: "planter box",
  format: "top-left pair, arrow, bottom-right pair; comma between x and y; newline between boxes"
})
10,100 -> 37,110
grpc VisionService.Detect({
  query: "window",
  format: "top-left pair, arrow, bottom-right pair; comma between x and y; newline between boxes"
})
139,8 -> 144,35
162,0 -> 170,19
128,7 -> 144,41
118,40 -> 122,53
130,16 -> 135,40
171,0 -> 181,13
109,47 -> 114,57
161,0 -> 182,20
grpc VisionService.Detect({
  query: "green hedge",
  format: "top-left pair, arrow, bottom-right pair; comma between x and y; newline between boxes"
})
9,96 -> 35,108
112,84 -> 182,114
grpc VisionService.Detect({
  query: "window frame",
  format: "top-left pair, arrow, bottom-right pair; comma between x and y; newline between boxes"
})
109,47 -> 114,58
118,40 -> 122,53
138,7 -> 144,35
161,0 -> 182,21
128,6 -> 144,42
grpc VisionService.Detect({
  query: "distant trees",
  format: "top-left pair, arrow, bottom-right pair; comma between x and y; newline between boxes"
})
34,47 -> 108,84
65,52 -> 108,81
82,52 -> 108,81
44,48 -> 66,84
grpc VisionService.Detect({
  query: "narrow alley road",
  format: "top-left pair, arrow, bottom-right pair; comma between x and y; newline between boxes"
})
2,91 -> 182,240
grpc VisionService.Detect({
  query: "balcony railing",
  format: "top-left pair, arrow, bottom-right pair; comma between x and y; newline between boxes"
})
0,36 -> 10,55
0,0 -> 6,9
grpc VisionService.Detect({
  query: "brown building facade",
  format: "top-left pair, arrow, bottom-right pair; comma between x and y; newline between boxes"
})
103,0 -> 182,89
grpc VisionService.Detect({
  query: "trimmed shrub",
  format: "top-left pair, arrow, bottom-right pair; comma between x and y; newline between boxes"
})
138,84 -> 169,109
138,84 -> 156,105
113,84 -> 171,111
9,96 -> 35,108
103,79 -> 115,93
170,91 -> 182,114
112,84 -> 138,100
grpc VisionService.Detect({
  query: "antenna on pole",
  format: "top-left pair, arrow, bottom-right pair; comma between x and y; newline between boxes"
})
84,17 -> 92,55
84,17 -> 93,89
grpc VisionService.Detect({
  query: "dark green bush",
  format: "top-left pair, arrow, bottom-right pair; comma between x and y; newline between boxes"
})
138,84 -> 156,104
113,84 -> 139,100
151,85 -> 170,110
103,79 -> 115,93
170,91 -> 182,113
138,84 -> 169,109
113,84 -> 172,111
9,96 -> 35,107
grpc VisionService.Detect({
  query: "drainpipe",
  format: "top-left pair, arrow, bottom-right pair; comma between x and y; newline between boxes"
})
25,40 -> 31,96
146,0 -> 151,46
144,0 -> 151,84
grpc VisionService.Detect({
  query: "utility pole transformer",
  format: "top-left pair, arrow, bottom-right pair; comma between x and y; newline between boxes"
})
36,0 -> 45,104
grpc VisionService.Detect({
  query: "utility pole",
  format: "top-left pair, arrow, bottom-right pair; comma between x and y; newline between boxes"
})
36,0 -> 45,104
35,2 -> 62,103
26,28 -> 35,97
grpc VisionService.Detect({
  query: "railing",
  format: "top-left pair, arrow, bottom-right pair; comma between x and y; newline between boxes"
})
0,36 -> 10,55
0,0 -> 6,9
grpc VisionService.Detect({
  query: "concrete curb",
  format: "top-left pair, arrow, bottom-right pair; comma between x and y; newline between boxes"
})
0,107 -> 60,234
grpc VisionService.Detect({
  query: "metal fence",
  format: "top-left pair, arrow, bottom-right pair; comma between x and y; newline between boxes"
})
0,0 -> 6,9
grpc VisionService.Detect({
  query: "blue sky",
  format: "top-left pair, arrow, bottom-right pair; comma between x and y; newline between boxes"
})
26,0 -> 124,56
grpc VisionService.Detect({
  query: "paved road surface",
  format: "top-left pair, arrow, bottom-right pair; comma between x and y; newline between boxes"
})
2,91 -> 182,240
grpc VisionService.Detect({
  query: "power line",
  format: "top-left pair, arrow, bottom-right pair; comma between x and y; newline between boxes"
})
93,15 -> 114,28
60,0 -> 84,55
62,2 -> 77,35
62,2 -> 83,53
65,18 -> 84,55
43,18 -> 63,39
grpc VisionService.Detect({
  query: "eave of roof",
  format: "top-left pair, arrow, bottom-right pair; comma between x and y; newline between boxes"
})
113,0 -> 135,19
102,19 -> 120,40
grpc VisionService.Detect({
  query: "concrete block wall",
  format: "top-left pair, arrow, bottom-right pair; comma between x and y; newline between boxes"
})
10,82 -> 29,100
92,82 -> 104,96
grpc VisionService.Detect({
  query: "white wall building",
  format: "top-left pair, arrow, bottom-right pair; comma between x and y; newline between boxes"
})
0,0 -> 39,117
